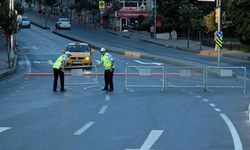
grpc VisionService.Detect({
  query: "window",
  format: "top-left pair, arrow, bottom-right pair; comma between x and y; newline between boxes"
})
67,45 -> 89,52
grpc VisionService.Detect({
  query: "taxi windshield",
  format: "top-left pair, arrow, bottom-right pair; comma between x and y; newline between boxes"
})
67,45 -> 89,52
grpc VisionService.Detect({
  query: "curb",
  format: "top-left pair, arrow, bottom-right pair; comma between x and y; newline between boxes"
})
0,54 -> 18,79
31,22 -> 50,30
248,104 -> 250,123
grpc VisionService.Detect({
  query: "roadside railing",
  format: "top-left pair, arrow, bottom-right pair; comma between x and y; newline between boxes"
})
65,65 -> 98,89
165,67 -> 205,90
205,66 -> 247,93
125,65 -> 165,91
125,65 -> 247,93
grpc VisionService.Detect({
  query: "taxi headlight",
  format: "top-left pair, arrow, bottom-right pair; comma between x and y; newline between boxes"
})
85,57 -> 90,60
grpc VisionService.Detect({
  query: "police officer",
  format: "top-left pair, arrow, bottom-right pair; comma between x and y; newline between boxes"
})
52,51 -> 71,92
99,48 -> 115,91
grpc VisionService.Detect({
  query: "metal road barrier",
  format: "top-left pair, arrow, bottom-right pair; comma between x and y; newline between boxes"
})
125,65 -> 165,91
65,65 -> 98,89
165,67 -> 206,91
205,66 -> 247,93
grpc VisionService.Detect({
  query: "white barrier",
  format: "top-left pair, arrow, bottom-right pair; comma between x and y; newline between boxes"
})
65,65 -> 98,89
165,67 -> 206,91
205,66 -> 247,93
125,65 -> 165,91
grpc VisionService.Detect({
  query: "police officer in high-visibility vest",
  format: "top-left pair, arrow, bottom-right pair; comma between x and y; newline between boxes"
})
99,48 -> 115,91
52,51 -> 71,92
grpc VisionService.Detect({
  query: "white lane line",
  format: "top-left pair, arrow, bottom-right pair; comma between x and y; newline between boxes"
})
203,98 -> 209,102
8,55 -> 31,82
24,55 -> 31,73
74,121 -> 95,136
98,105 -> 108,114
134,60 -> 163,66
105,95 -> 110,101
0,127 -> 11,133
196,95 -> 202,98
214,108 -> 221,112
220,114 -> 243,150
140,130 -> 164,150
209,103 -> 216,107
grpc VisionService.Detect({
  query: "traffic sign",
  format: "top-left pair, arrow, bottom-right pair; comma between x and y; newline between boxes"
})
99,0 -> 105,10
216,31 -> 223,38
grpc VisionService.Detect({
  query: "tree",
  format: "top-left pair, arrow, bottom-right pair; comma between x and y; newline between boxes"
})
0,0 -> 18,35
179,1 -> 203,48
226,0 -> 250,45
157,0 -> 180,32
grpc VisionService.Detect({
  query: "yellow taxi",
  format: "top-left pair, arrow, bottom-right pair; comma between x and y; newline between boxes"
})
65,42 -> 92,67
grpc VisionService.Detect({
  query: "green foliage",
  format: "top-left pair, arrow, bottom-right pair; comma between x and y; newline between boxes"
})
75,0 -> 96,12
0,1 -> 19,34
157,0 -> 180,32
226,0 -> 250,45
204,11 -> 216,32
140,19 -> 150,31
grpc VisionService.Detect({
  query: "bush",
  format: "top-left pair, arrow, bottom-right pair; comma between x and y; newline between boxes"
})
140,20 -> 150,31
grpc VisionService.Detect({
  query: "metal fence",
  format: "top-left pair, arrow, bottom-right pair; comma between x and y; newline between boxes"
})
205,66 -> 247,93
165,67 -> 205,90
125,65 -> 165,91
65,65 -> 98,90
125,65 -> 247,93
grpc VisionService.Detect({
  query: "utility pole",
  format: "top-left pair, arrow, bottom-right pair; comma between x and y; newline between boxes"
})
9,0 -> 15,59
154,0 -> 156,38
217,0 -> 222,67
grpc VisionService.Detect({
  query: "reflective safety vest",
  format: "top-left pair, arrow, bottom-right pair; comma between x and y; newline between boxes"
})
53,54 -> 65,69
101,53 -> 112,70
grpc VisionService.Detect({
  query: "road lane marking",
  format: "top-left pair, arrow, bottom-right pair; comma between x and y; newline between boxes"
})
0,127 -> 11,133
140,130 -> 163,150
24,55 -> 31,73
209,103 -> 216,107
98,105 -> 108,114
105,95 -> 110,101
214,108 -> 221,112
126,130 -> 163,150
202,98 -> 209,102
74,121 -> 95,136
196,95 -> 202,98
134,60 -> 163,65
220,114 -> 243,150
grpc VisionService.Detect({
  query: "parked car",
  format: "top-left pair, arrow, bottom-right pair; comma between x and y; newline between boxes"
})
20,16 -> 31,28
55,18 -> 71,29
64,42 -> 92,67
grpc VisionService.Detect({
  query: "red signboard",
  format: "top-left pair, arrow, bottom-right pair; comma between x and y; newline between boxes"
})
156,16 -> 163,28
117,8 -> 149,18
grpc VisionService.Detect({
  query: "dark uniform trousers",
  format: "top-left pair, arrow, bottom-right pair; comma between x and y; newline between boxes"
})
104,68 -> 114,91
53,68 -> 65,91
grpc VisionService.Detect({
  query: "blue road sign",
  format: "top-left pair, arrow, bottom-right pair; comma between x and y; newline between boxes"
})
216,31 -> 223,38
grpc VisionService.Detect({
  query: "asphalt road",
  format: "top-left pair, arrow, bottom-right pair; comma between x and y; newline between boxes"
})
1,24 -> 250,150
